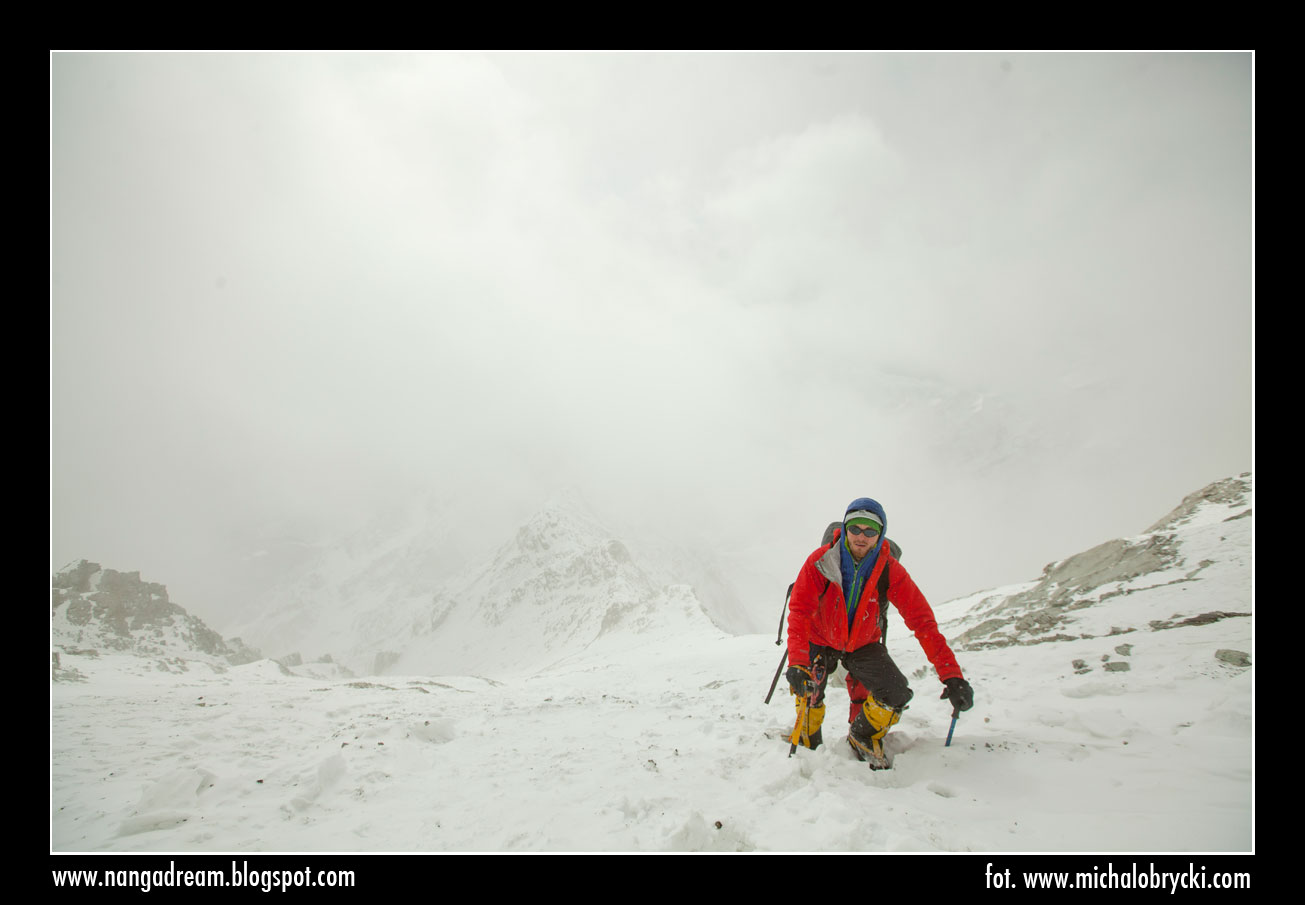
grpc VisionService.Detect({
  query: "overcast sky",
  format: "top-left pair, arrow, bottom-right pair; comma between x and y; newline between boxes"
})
50,52 -> 1253,630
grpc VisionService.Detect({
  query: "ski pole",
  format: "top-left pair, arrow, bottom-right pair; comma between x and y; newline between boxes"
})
764,584 -> 795,704
764,648 -> 788,704
775,584 -> 793,645
944,706 -> 959,747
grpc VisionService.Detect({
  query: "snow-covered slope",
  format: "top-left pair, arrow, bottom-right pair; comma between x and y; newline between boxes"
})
937,471 -> 1252,652
50,473 -> 1252,853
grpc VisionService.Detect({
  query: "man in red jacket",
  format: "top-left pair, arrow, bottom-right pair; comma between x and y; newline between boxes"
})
785,497 -> 973,768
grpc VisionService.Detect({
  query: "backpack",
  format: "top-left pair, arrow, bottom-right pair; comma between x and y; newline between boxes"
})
763,523 -> 902,703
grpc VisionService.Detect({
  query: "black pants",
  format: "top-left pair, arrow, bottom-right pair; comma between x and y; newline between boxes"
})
808,642 -> 914,715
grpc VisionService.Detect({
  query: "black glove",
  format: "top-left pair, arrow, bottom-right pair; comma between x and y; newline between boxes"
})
786,665 -> 817,698
940,677 -> 974,712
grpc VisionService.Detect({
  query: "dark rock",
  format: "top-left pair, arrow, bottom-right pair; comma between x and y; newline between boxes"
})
51,560 -> 263,667
1215,649 -> 1251,667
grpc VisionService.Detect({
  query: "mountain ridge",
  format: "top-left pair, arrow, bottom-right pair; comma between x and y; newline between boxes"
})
936,471 -> 1251,654
52,472 -> 1252,684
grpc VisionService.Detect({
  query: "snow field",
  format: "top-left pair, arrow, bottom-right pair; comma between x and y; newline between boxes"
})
52,610 -> 1250,852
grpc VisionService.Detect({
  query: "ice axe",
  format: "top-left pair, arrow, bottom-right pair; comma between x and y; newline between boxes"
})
944,705 -> 959,747
788,693 -> 809,757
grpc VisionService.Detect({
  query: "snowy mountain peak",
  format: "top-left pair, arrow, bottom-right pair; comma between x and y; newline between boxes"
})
1144,471 -> 1252,533
511,496 -> 616,557
220,493 -> 727,678
373,498 -> 723,677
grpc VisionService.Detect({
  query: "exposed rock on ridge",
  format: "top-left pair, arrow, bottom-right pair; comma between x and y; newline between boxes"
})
1144,473 -> 1253,533
52,560 -> 261,671
945,473 -> 1252,651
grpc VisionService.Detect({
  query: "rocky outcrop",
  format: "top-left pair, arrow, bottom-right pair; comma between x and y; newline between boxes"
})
51,560 -> 262,667
1145,472 -> 1253,533
947,473 -> 1252,652
951,532 -> 1185,649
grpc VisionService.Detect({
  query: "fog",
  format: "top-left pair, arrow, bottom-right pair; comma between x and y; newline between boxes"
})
50,52 -> 1252,631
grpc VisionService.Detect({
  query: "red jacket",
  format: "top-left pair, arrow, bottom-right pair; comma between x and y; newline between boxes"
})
786,532 -> 963,682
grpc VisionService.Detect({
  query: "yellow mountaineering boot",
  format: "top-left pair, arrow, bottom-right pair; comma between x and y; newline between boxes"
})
790,695 -> 826,750
785,664 -> 827,750
847,694 -> 902,769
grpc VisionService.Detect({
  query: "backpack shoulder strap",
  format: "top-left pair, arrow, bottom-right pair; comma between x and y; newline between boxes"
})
877,560 -> 892,644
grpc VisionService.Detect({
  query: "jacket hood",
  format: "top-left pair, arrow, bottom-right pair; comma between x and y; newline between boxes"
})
842,497 -> 887,564
844,497 -> 887,534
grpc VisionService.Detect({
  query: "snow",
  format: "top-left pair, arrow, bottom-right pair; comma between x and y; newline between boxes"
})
49,627 -> 1251,854
50,479 -> 1253,855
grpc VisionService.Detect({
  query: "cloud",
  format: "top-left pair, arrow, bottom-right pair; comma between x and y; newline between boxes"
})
51,52 -> 1252,626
